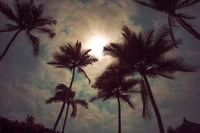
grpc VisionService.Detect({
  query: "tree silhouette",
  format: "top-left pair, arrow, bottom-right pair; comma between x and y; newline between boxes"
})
25,115 -> 36,124
103,25 -> 197,133
167,126 -> 176,133
132,0 -> 200,47
0,0 -> 57,62
90,63 -> 140,133
46,84 -> 88,133
47,41 -> 98,131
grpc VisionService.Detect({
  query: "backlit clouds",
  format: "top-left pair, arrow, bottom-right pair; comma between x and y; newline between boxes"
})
0,0 -> 200,133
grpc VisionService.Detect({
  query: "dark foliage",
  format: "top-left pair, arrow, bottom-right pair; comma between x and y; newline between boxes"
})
132,0 -> 200,47
0,0 -> 57,61
0,115 -> 60,133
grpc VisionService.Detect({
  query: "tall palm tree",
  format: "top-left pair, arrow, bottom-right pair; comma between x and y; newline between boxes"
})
103,25 -> 197,133
132,0 -> 200,47
90,64 -> 140,133
0,0 -> 57,62
46,84 -> 88,133
47,40 -> 98,131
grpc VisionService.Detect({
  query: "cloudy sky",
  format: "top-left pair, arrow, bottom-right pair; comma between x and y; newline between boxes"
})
0,0 -> 200,133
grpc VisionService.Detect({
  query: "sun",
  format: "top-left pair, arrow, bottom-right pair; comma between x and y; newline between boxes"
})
86,36 -> 109,58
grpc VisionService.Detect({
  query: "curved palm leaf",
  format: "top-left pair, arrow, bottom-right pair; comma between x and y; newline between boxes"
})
0,0 -> 56,61
132,0 -> 200,44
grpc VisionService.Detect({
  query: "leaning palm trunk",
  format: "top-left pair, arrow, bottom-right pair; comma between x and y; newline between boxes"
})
143,75 -> 165,133
117,97 -> 121,133
53,99 -> 67,131
176,18 -> 200,40
53,68 -> 76,131
0,29 -> 21,62
62,103 -> 70,133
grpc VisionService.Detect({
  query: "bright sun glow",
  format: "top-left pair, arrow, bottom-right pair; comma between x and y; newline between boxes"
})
87,36 -> 108,58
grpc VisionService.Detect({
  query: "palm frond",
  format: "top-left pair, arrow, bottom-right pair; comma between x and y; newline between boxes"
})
174,12 -> 196,19
70,103 -> 77,118
75,41 -> 82,55
120,94 -> 135,109
14,0 -> 22,20
55,84 -> 69,92
36,27 -> 56,38
46,97 -> 57,104
32,3 -> 44,18
37,17 -> 57,27
176,18 -> 200,40
144,29 -> 154,46
140,80 -> 152,120
0,1 -> 19,23
103,43 -> 124,58
121,78 -> 140,92
46,84 -> 71,104
26,31 -> 39,56
122,25 -> 136,44
148,57 -> 198,79
178,0 -> 200,9
82,49 -> 92,57
73,99 -> 89,108
155,25 -> 171,41
77,67 -> 91,84
90,95 -> 101,102
0,24 -> 18,32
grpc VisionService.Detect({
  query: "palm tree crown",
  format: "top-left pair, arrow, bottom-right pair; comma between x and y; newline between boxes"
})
0,0 -> 57,61
132,0 -> 200,46
46,84 -> 88,133
90,63 -> 140,133
103,25 -> 197,133
104,25 -> 196,79
47,40 -> 98,84
46,84 -> 88,118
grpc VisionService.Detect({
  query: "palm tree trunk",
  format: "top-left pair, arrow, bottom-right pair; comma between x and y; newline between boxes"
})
176,18 -> 200,40
168,16 -> 177,48
53,68 -> 76,131
0,29 -> 21,62
143,75 -> 165,133
53,99 -> 67,131
62,103 -> 70,133
68,68 -> 75,91
117,97 -> 121,133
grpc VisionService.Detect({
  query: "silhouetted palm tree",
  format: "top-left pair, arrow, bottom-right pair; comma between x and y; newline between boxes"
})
25,115 -> 36,124
132,0 -> 200,47
46,84 -> 88,133
0,0 -> 57,62
90,64 -> 140,133
47,41 -> 98,131
103,25 -> 197,133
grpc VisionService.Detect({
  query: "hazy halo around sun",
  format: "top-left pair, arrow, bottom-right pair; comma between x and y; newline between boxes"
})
86,35 -> 109,59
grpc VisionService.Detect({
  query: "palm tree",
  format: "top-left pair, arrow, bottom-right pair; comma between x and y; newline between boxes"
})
0,0 -> 57,62
90,63 -> 140,133
25,115 -> 36,124
103,25 -> 197,133
46,84 -> 88,133
47,40 -> 98,131
132,0 -> 200,47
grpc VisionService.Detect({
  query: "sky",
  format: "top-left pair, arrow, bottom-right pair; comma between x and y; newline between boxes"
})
0,0 -> 200,133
